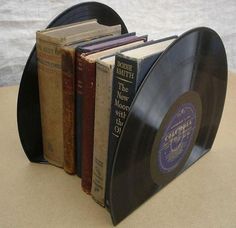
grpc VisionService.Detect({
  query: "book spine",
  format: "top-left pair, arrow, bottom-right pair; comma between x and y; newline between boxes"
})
91,62 -> 113,206
36,37 -> 64,167
75,53 -> 84,177
106,55 -> 138,204
81,58 -> 97,194
61,48 -> 76,174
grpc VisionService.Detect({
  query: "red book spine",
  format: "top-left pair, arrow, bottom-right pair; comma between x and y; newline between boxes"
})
81,57 -> 96,194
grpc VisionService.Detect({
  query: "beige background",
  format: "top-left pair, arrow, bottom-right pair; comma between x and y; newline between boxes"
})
0,72 -> 235,227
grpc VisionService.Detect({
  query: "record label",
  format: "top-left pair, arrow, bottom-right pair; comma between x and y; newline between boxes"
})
150,91 -> 202,184
158,102 -> 197,173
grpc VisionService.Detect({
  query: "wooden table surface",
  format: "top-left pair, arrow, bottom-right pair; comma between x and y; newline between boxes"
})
0,72 -> 235,227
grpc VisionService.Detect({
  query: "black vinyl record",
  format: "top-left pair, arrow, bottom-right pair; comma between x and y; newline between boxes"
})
109,27 -> 227,225
17,2 -> 128,162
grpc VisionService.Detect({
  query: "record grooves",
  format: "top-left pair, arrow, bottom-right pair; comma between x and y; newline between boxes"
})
109,27 -> 227,225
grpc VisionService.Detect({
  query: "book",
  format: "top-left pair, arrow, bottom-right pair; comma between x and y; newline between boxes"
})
77,38 -> 147,194
36,19 -> 121,167
75,33 -> 147,177
61,33 -> 138,174
105,36 -> 177,206
61,45 -> 76,174
91,55 -> 116,205
91,37 -> 176,205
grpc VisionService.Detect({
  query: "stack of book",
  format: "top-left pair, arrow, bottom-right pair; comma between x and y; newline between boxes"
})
36,19 -> 176,206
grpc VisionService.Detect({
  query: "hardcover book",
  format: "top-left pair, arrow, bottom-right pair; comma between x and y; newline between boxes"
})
75,33 -> 147,176
77,37 -> 147,194
36,19 -> 121,167
91,55 -> 116,206
106,36 -> 177,205
61,33 -> 138,174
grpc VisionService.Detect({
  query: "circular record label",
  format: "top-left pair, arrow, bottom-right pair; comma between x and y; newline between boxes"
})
158,102 -> 197,172
150,91 -> 202,185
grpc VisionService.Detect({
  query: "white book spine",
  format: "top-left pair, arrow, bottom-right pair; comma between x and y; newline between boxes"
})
91,61 -> 114,206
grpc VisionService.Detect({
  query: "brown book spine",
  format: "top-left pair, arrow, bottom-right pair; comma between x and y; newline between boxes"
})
81,57 -> 96,194
62,48 -> 76,174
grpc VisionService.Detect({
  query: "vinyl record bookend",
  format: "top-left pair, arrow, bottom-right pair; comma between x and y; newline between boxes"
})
17,2 -> 228,226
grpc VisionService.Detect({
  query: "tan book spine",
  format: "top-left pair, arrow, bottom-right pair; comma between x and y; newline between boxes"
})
36,37 -> 64,167
61,47 -> 76,174
91,61 -> 114,205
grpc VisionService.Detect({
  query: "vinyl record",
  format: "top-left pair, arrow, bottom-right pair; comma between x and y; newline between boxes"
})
109,27 -> 227,225
17,2 -> 128,162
